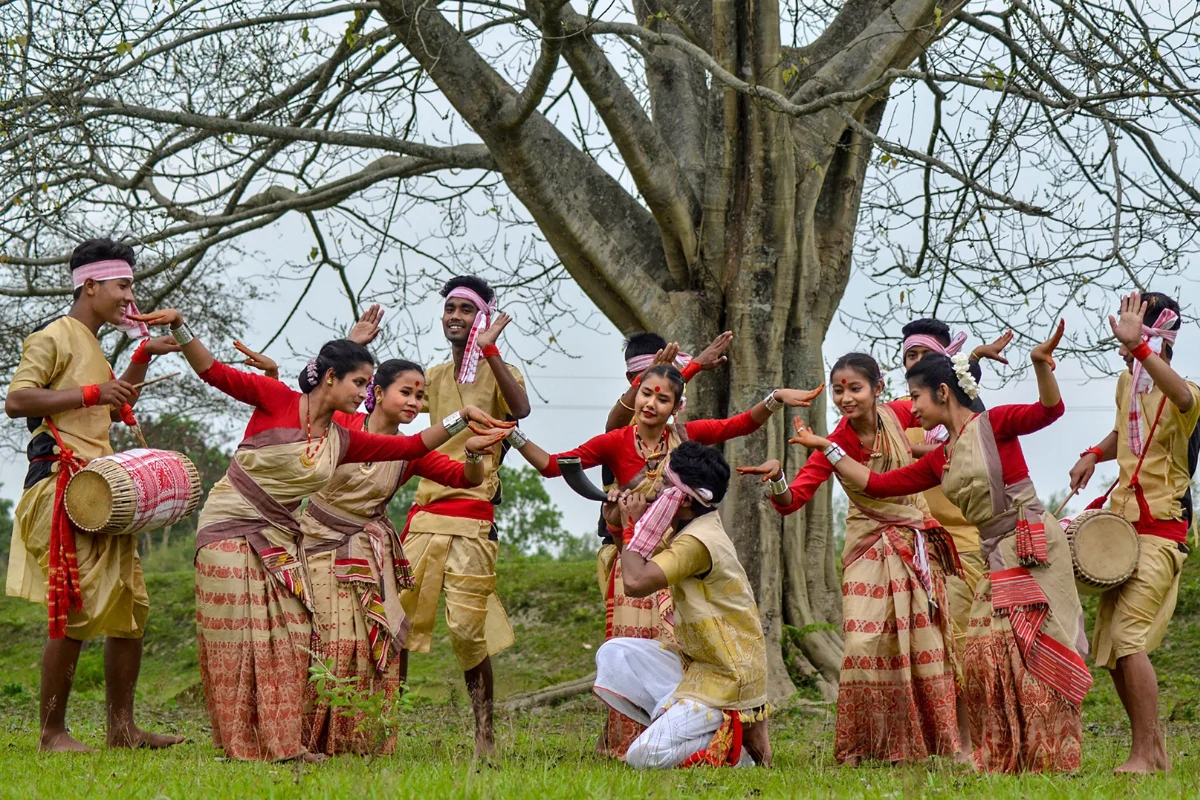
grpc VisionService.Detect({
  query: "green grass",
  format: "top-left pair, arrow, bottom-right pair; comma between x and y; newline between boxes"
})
0,550 -> 1199,798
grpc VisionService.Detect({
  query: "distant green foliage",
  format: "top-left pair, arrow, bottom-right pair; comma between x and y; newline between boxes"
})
0,485 -> 12,563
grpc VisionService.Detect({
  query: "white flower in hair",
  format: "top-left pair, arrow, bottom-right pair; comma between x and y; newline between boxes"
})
951,352 -> 981,400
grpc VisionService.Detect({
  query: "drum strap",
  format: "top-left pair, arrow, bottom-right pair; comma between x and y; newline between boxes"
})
42,419 -> 86,639
1087,395 -> 1169,524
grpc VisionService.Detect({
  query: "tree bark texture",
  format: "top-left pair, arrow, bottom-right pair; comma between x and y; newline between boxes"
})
378,0 -> 943,696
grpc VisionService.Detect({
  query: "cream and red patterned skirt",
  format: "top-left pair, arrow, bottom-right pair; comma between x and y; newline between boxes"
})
304,549 -> 403,756
195,539 -> 312,761
836,526 -> 959,764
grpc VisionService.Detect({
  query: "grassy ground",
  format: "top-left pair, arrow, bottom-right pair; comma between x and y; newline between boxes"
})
0,550 -> 1198,798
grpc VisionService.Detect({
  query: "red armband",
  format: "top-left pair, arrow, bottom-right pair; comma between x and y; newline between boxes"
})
1080,446 -> 1105,461
680,361 -> 703,381
631,374 -> 641,388
81,384 -> 101,407
480,344 -> 501,360
1130,341 -> 1153,362
622,525 -> 635,545
118,403 -> 138,427
606,522 -> 623,536
130,338 -> 152,365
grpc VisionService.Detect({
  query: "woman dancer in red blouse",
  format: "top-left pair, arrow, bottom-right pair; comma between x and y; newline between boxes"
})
789,322 -> 1091,773
133,308 -> 508,762
740,353 -> 961,766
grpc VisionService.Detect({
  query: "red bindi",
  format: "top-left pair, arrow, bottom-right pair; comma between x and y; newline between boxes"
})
415,380 -> 421,387
840,378 -> 848,385
653,385 -> 661,392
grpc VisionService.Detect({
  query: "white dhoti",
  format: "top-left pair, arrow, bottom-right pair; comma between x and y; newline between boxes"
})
593,637 -> 752,769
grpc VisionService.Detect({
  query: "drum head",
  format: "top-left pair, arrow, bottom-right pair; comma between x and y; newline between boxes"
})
1073,512 -> 1138,584
65,470 -> 115,532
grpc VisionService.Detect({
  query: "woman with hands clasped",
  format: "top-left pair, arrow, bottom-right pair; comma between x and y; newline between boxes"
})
739,353 -> 962,767
131,307 -> 510,763
785,322 -> 1090,774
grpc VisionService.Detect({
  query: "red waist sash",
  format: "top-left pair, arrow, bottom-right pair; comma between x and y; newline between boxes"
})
399,497 -> 495,542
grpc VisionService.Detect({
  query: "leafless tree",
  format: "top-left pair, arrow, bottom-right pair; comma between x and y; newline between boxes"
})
4,0 -> 1200,695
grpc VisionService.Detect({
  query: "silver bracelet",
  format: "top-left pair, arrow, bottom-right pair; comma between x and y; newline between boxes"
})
442,411 -> 467,437
171,322 -> 194,347
824,443 -> 846,466
763,389 -> 782,412
507,427 -> 528,448
465,451 -> 484,464
768,474 -> 790,496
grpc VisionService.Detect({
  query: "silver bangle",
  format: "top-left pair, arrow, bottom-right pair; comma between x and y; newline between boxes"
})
768,474 -> 789,496
763,389 -> 782,412
465,451 -> 484,464
442,411 -> 467,437
171,322 -> 194,347
824,443 -> 846,466
507,427 -> 528,448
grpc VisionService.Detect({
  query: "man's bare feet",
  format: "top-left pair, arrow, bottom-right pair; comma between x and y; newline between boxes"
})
108,725 -> 186,749
300,751 -> 328,764
1115,748 -> 1170,774
39,729 -> 95,753
954,749 -> 974,766
474,732 -> 496,760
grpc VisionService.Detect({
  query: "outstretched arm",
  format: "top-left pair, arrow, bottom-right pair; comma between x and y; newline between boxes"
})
1030,319 -> 1065,409
1069,431 -> 1118,492
129,309 -> 216,376
686,384 -> 826,445
1110,291 -> 1194,413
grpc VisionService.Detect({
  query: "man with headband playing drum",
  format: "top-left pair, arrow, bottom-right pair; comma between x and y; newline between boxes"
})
1068,290 -> 1198,774
4,238 -> 183,752
596,441 -> 771,769
386,275 -> 529,758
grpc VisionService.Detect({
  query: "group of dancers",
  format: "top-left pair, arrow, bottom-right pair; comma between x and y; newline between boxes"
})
3,237 -> 1193,776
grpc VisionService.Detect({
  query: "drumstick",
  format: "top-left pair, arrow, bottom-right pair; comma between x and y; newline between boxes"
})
131,372 -> 181,390
1053,487 -> 1079,518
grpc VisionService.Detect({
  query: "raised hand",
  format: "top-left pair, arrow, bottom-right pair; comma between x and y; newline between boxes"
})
972,330 -> 1014,365
1031,319 -> 1066,370
1108,291 -> 1149,350
233,340 -> 279,379
348,304 -> 385,346
619,491 -> 648,527
694,332 -> 734,371
774,384 -> 825,408
736,459 -> 783,482
650,342 -> 681,369
788,416 -> 833,450
142,336 -> 181,357
475,312 -> 512,349
128,308 -> 183,329
461,405 -> 517,430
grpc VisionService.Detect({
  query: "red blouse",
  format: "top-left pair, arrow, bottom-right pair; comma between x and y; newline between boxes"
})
333,411 -> 474,489
541,411 -> 763,486
200,361 -> 430,464
865,400 -> 1065,498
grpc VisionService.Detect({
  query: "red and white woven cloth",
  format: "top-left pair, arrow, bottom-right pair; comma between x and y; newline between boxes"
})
93,448 -> 197,534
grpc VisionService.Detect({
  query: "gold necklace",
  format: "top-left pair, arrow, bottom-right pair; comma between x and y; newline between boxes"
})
300,396 -> 328,469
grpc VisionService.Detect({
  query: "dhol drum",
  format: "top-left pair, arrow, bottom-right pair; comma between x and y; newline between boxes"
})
1061,509 -> 1140,595
65,448 -> 202,536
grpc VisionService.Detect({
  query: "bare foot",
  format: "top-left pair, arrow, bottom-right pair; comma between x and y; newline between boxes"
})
841,755 -> 861,767
955,749 -> 974,765
1114,756 -> 1159,775
300,751 -> 328,764
39,729 -> 95,753
474,733 -> 496,760
108,726 -> 186,749
743,720 -> 772,767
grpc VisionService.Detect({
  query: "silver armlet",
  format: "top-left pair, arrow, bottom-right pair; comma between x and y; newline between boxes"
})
763,389 -> 783,412
465,451 -> 484,464
507,427 -> 528,448
824,443 -> 846,466
442,411 -> 467,437
171,322 -> 194,347
768,474 -> 790,496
